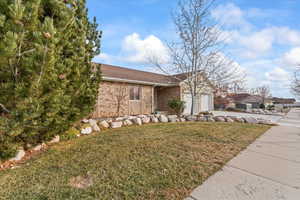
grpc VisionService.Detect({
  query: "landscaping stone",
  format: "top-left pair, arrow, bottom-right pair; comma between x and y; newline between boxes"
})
128,116 -> 137,120
236,118 -> 246,123
123,119 -> 133,126
81,127 -> 93,135
169,118 -> 177,123
214,116 -> 226,122
110,121 -> 123,129
89,119 -> 101,132
138,114 -> 147,118
9,149 -> 26,162
151,117 -> 159,123
49,135 -> 60,144
186,115 -> 197,121
82,119 -> 89,123
244,117 -> 258,124
99,120 -> 110,129
180,118 -> 186,122
33,143 -> 46,151
115,117 -> 125,121
197,116 -> 207,122
207,117 -> 215,122
142,117 -> 151,124
159,115 -> 168,123
225,117 -> 234,123
133,118 -> 142,125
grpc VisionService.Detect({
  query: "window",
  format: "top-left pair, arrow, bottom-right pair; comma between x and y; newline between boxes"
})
130,86 -> 141,100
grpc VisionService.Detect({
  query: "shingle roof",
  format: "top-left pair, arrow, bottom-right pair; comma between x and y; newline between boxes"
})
97,63 -> 180,86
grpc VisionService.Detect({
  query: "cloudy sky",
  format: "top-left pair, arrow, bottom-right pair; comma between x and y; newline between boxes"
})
87,0 -> 300,99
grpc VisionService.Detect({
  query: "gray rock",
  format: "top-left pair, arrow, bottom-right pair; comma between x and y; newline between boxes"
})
82,119 -> 89,123
207,117 -> 215,122
9,148 -> 26,162
133,118 -> 142,125
99,120 -> 110,129
81,127 -> 93,135
186,115 -> 197,121
49,135 -> 60,144
225,117 -> 234,123
128,116 -> 137,120
123,119 -> 133,126
115,117 -> 125,121
159,115 -> 169,123
89,119 -> 101,132
110,121 -> 123,129
142,117 -> 151,124
244,117 -> 258,124
151,117 -> 159,123
137,114 -> 147,118
179,118 -> 186,122
33,143 -> 46,151
214,116 -> 226,122
197,116 -> 207,122
169,118 -> 177,123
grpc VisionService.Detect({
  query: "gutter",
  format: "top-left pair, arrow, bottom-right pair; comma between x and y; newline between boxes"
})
102,76 -> 178,87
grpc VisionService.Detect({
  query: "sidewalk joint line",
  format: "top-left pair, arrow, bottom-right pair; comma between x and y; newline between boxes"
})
226,164 -> 300,190
246,149 -> 300,164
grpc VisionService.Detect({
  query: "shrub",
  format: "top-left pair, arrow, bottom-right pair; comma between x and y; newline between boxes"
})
0,0 -> 101,159
259,103 -> 266,109
60,127 -> 80,141
168,99 -> 185,116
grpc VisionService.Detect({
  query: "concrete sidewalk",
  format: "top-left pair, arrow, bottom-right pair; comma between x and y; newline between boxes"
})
185,108 -> 300,200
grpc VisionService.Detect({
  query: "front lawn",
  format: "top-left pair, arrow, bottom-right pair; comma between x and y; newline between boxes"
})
0,122 -> 269,200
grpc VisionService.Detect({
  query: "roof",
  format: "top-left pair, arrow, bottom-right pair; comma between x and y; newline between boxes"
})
228,93 -> 263,104
97,63 -> 181,86
271,97 -> 296,104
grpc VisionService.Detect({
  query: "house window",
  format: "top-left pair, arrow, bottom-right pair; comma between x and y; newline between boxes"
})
130,86 -> 141,100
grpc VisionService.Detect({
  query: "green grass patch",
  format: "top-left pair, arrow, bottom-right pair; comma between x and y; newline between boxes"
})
0,122 -> 269,200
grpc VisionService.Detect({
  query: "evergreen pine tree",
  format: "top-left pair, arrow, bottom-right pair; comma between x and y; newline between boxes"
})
0,0 -> 102,159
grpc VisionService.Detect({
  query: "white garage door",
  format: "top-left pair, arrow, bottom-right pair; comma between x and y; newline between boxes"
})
183,94 -> 213,114
200,94 -> 210,112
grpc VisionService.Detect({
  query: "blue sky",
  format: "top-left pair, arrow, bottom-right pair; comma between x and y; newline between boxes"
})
87,0 -> 300,99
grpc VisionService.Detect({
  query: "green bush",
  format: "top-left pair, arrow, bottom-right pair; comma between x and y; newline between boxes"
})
0,0 -> 101,159
0,135 -> 19,161
168,99 -> 185,116
259,104 -> 266,109
60,127 -> 80,141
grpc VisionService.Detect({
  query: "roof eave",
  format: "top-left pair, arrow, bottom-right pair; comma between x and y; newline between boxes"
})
102,76 -> 179,87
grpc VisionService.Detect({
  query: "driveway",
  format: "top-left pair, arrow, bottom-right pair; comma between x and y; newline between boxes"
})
212,110 -> 284,124
186,109 -> 300,200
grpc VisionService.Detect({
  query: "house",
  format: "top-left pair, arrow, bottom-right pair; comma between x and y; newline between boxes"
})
271,97 -> 296,105
92,63 -> 214,118
214,93 -> 263,110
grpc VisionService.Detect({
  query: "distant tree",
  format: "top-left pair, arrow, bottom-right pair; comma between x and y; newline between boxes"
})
0,0 -> 101,159
291,67 -> 300,97
149,0 -> 245,115
251,85 -> 271,104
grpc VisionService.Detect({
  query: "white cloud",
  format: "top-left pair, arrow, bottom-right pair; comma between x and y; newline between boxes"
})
281,47 -> 300,67
122,33 -> 170,64
211,3 -> 252,30
265,67 -> 290,82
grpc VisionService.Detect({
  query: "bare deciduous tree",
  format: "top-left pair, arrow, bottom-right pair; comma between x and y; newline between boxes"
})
149,0 -> 245,114
251,85 -> 271,104
115,84 -> 127,117
291,68 -> 300,97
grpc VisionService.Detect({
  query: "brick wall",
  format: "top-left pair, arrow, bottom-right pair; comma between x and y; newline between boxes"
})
92,81 -> 153,118
156,86 -> 181,114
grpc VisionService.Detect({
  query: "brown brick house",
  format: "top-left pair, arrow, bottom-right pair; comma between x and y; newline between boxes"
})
92,64 -> 214,118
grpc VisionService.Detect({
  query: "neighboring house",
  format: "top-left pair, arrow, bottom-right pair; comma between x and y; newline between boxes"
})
271,97 -> 296,104
92,63 -> 214,118
214,93 -> 263,110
